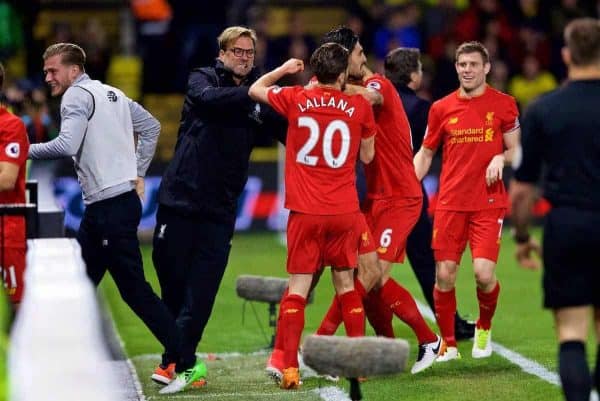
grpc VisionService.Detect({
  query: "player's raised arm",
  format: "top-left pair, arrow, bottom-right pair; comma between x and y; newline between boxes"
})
345,83 -> 383,106
248,58 -> 304,105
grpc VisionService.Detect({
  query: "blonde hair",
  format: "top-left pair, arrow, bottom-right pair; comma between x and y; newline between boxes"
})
43,43 -> 86,71
217,26 -> 257,51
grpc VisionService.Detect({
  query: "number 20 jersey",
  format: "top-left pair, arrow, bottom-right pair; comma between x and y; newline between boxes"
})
268,85 -> 377,215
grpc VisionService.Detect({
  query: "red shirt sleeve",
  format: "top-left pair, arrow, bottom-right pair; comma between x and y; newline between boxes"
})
266,86 -> 298,117
361,99 -> 377,139
423,103 -> 443,150
0,117 -> 29,166
500,96 -> 520,134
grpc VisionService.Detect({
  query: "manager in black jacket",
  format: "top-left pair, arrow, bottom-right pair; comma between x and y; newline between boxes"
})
153,26 -> 286,394
385,47 -> 474,340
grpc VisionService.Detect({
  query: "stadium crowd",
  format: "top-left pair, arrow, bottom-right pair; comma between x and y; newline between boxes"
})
0,0 -> 599,139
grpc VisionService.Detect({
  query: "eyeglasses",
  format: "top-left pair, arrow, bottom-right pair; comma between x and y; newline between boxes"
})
227,47 -> 255,58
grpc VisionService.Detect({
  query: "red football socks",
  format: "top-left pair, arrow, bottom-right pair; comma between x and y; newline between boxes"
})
338,289 -> 365,337
380,279 -> 437,344
273,288 -> 289,351
280,294 -> 306,368
434,286 -> 457,347
316,295 -> 342,335
476,281 -> 500,330
316,277 -> 367,335
364,288 -> 395,338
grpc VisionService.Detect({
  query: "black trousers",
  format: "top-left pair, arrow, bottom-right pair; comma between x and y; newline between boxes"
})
406,185 -> 436,311
78,190 -> 181,359
152,204 -> 234,370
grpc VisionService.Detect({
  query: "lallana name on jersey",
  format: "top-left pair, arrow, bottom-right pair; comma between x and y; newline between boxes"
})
297,96 -> 355,117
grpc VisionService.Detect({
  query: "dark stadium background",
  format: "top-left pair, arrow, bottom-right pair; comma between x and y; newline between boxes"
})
2,0 -> 594,233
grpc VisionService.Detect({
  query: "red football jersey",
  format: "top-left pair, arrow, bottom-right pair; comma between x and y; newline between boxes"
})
423,85 -> 520,211
0,107 -> 29,248
363,74 -> 422,199
268,85 -> 376,215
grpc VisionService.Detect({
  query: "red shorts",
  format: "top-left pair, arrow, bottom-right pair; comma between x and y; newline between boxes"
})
357,213 -> 377,255
362,197 -> 422,263
432,208 -> 506,263
1,247 -> 26,303
286,211 -> 364,274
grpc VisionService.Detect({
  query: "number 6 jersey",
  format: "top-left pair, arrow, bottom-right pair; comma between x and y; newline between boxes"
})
267,85 -> 376,215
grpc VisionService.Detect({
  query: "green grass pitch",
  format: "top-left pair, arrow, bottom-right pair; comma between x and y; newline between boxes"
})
99,230 -> 587,401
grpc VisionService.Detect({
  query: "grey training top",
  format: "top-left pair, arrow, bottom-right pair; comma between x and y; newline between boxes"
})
29,74 -> 160,204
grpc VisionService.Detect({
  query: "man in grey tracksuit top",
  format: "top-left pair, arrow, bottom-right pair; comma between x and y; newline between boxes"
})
29,43 -> 182,364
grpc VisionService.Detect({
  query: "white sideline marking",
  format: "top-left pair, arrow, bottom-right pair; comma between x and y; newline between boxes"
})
313,386 -> 352,401
126,358 -> 148,401
150,386 -> 345,400
148,389 -> 316,401
416,301 -> 560,385
135,350 -> 269,362
109,319 -> 147,401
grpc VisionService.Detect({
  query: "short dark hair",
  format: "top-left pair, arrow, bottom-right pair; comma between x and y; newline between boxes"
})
0,62 -> 4,90
43,43 -> 86,70
310,42 -> 349,85
564,18 -> 600,66
384,47 -> 420,86
455,41 -> 490,64
321,26 -> 359,53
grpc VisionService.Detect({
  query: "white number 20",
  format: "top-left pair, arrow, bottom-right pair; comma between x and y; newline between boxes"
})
296,116 -> 350,169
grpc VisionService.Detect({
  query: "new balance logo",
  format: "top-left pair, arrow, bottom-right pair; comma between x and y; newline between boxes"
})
349,308 -> 363,314
107,91 -> 118,102
284,309 -> 299,314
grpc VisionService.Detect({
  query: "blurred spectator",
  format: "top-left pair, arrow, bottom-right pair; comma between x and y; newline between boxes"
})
266,11 -> 315,85
508,54 -> 557,111
454,0 -> 515,45
3,80 -> 56,144
247,7 -> 269,72
423,0 -> 461,60
550,0 -> 587,79
431,39 -> 459,100
131,0 -> 173,93
488,59 -> 510,92
21,87 -> 56,144
48,21 -> 74,45
374,3 -> 422,62
171,1 -> 228,91
508,25 -> 552,70
77,19 -> 111,82
510,0 -> 550,33
551,0 -> 587,38
0,0 -> 23,60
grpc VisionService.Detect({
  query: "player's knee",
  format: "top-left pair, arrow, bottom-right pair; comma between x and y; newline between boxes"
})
474,270 -> 495,288
357,252 -> 381,290
435,262 -> 457,288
